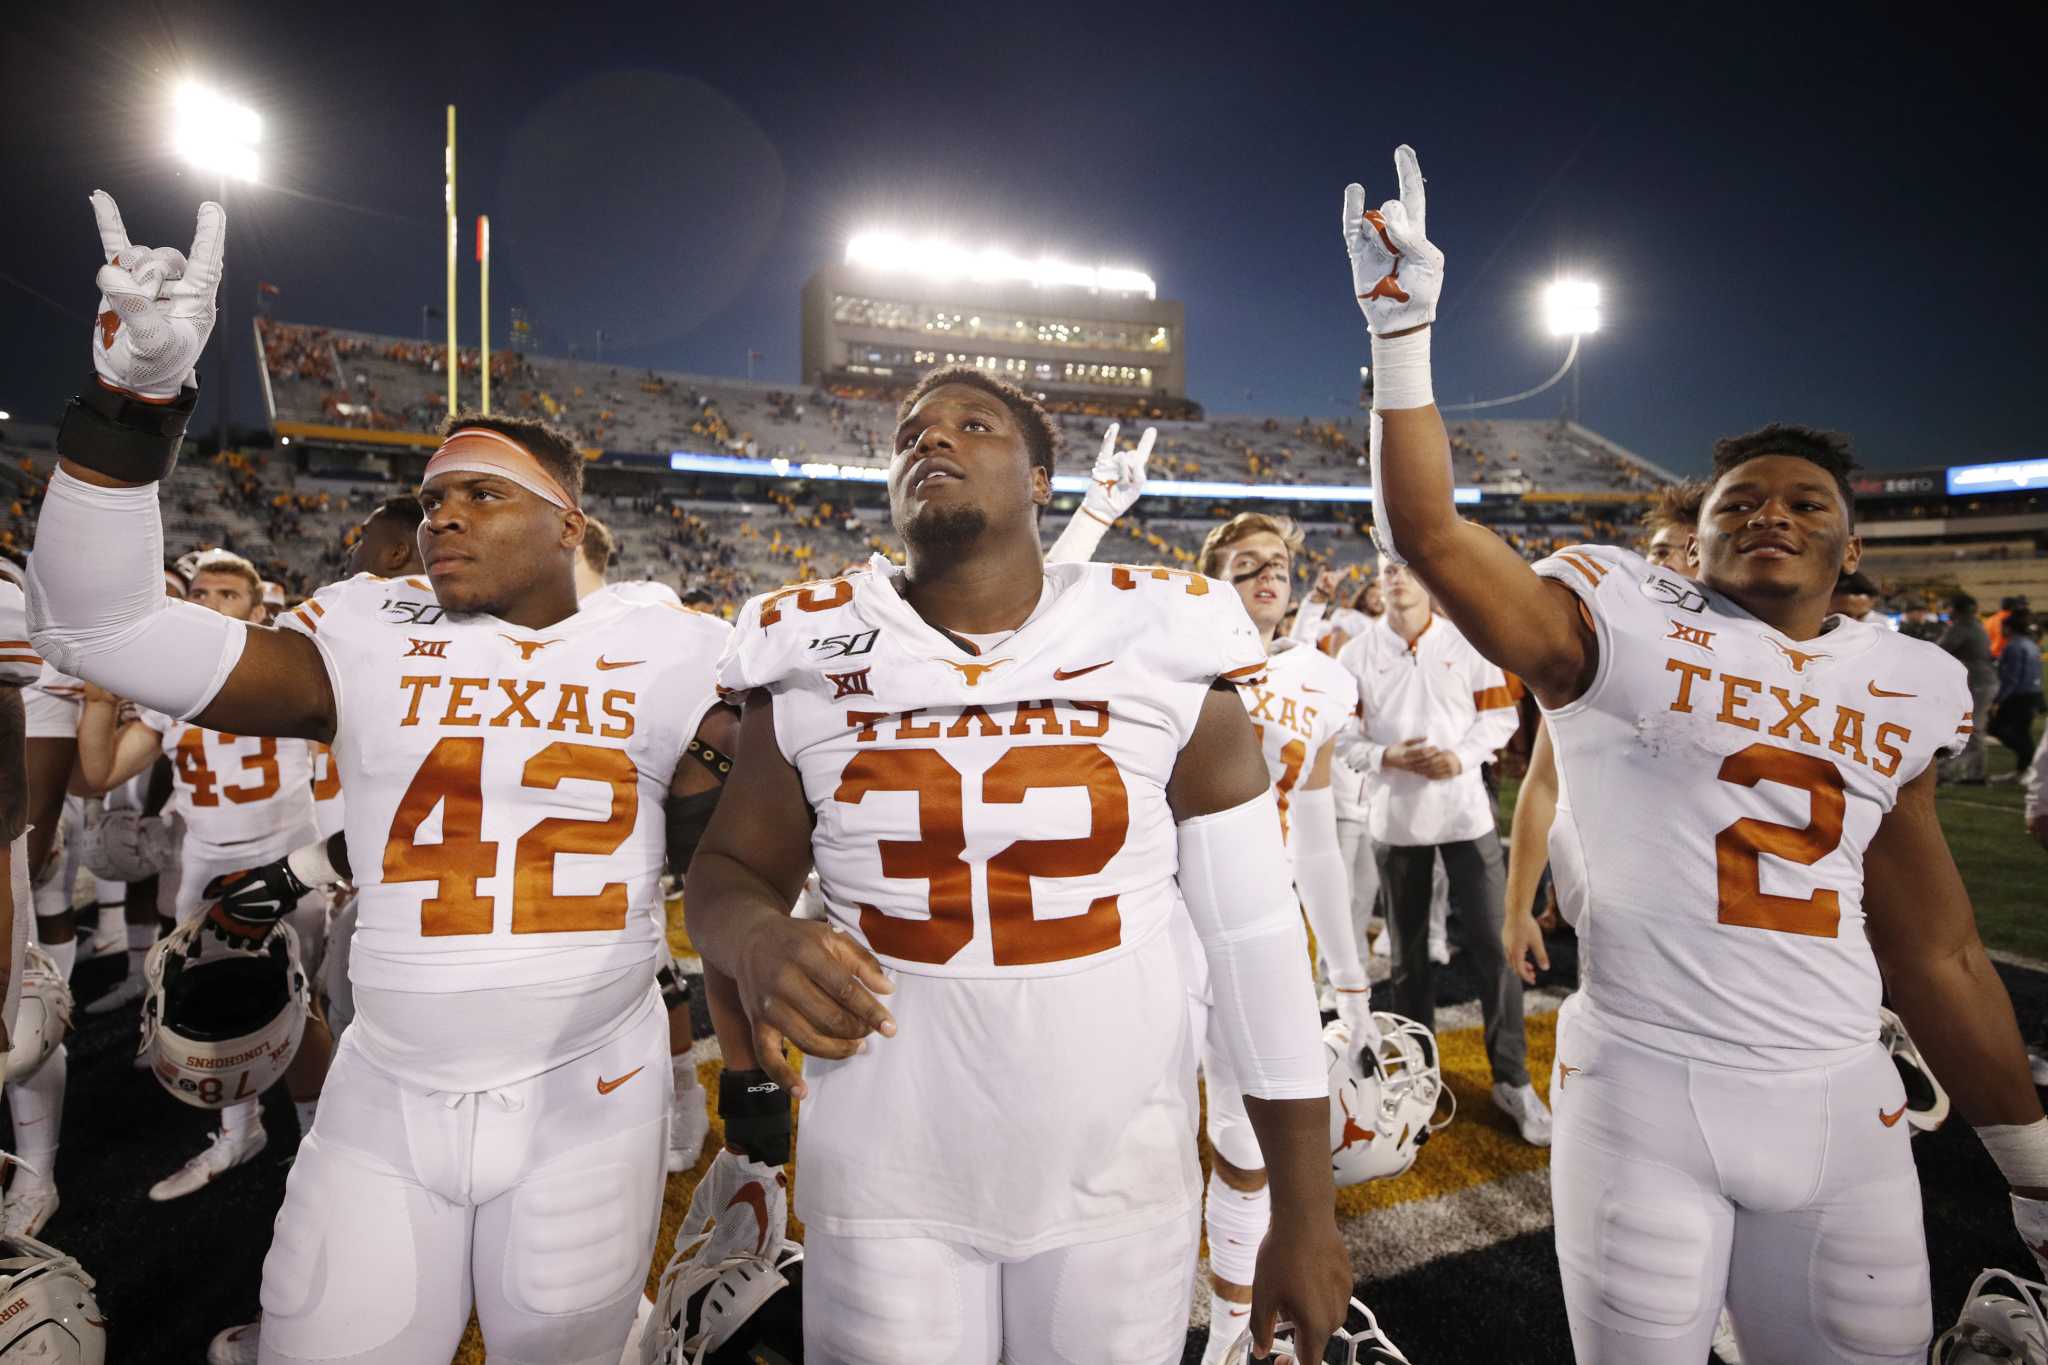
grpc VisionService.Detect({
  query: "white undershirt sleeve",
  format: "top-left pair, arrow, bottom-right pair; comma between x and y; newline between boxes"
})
1177,789 -> 1328,1101
25,469 -> 246,721
1289,784 -> 1364,994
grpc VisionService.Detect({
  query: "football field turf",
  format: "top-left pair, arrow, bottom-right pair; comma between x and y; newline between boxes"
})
40,734 -> 2048,1363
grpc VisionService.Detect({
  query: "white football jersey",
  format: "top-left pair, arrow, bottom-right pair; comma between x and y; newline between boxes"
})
718,556 -> 1266,1253
135,707 -> 318,862
1243,637 -> 1358,844
0,578 -> 39,688
1534,544 -> 1973,1066
586,579 -> 683,610
309,741 -> 345,841
278,573 -> 727,995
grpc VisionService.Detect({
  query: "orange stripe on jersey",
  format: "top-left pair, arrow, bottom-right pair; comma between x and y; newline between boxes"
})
1219,662 -> 1268,685
1472,685 -> 1516,710
290,607 -> 318,633
307,600 -> 326,617
406,577 -> 429,590
0,639 -> 31,649
1554,549 -> 1610,590
0,654 -> 39,668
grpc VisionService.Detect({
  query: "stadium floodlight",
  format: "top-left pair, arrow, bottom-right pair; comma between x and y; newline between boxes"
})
846,231 -> 1156,299
172,82 -> 261,183
1543,279 -> 1600,337
0,411 -> 10,421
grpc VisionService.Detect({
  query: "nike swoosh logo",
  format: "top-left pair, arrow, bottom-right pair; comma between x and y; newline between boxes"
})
726,1181 -> 772,1255
1866,681 -> 1915,698
1052,660 -> 1112,680
596,1066 -> 644,1095
595,657 -> 643,671
1879,1101 -> 1909,1127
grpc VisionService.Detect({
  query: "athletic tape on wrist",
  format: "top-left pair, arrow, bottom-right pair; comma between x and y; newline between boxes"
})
1979,1118 -> 2048,1188
1369,331 -> 1434,411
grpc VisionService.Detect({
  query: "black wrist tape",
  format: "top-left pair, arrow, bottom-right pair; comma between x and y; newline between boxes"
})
57,378 -> 198,483
719,1067 -> 792,1166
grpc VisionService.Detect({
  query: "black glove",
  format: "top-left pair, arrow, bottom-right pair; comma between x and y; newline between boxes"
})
203,857 -> 311,926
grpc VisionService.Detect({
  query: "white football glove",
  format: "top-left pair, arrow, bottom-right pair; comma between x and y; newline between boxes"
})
1078,422 -> 1154,526
679,1147 -> 788,1262
88,190 -> 225,400
1342,145 -> 1443,338
1335,992 -> 1383,1056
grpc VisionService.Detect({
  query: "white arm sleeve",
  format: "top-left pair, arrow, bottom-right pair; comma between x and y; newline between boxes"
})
1290,784 -> 1365,994
1045,509 -> 1114,565
25,469 -> 246,721
1287,599 -> 1328,644
1177,789 -> 1328,1101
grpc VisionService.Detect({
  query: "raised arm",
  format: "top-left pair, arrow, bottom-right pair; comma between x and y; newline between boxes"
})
683,694 -> 893,1099
1167,684 -> 1349,1359
1345,148 -> 1596,707
26,192 -> 334,741
1045,423 -> 1154,565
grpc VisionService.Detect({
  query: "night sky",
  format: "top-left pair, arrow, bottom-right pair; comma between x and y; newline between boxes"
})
4,2 -> 2043,474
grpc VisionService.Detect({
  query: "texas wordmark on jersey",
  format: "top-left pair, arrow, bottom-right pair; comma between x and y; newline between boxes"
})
1244,636 -> 1358,844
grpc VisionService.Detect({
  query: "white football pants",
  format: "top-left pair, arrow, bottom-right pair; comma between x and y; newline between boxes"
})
256,990 -> 669,1365
1550,994 -> 1930,1364
802,1204 -> 1199,1365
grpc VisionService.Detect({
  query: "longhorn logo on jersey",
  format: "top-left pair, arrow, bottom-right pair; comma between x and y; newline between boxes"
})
934,658 -> 1012,687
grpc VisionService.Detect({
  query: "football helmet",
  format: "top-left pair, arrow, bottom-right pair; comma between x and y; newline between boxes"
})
4,946 -> 73,1083
1878,1006 -> 1948,1134
78,802 -> 183,885
1223,1296 -> 1412,1364
0,1233 -> 105,1363
1326,1013 -> 1454,1186
641,1235 -> 802,1365
1934,1268 -> 2048,1364
138,907 -> 309,1110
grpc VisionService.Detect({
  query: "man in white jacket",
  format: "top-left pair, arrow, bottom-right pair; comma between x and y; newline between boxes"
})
1336,561 -> 1548,1143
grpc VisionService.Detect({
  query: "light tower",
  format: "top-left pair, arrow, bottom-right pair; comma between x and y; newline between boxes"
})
171,82 -> 260,455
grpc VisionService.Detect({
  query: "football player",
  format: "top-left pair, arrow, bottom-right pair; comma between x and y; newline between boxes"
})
74,546 -> 335,1202
685,366 -> 1350,1363
30,191 -> 737,1365
1190,512 -> 1370,1364
1347,143 -> 2048,1362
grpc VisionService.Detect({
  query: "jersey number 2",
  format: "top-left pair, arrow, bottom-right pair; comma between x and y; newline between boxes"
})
383,738 -> 639,936
1713,742 -> 1845,938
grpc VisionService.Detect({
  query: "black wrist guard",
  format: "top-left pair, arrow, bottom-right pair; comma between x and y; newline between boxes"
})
57,377 -> 198,483
719,1068 -> 792,1166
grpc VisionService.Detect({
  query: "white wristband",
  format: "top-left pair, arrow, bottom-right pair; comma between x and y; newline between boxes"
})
1369,330 -> 1434,411
1979,1118 -> 2048,1188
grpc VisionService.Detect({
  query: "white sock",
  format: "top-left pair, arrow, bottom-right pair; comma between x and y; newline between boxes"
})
672,1053 -> 701,1095
127,923 -> 155,978
7,1045 -> 66,1191
42,936 -> 76,980
222,1098 -> 261,1141
293,1099 -> 318,1136
1202,1287 -> 1254,1364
